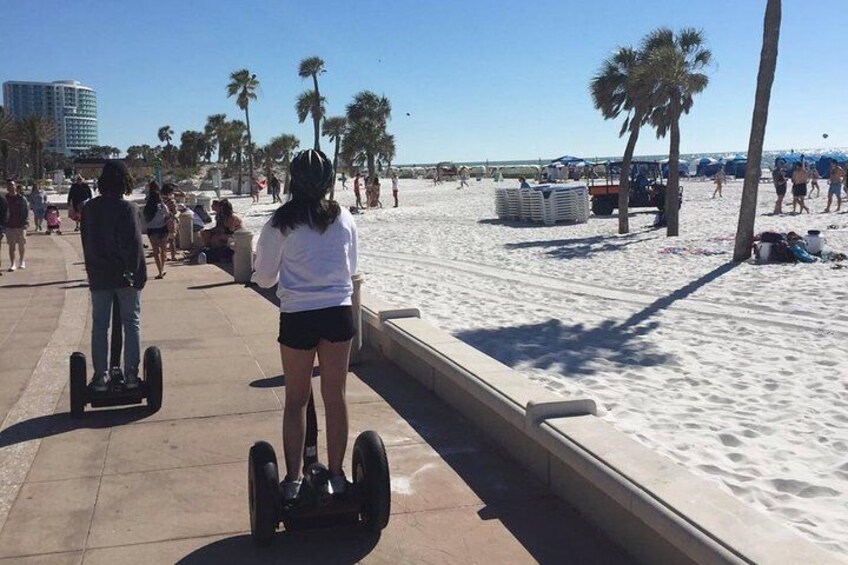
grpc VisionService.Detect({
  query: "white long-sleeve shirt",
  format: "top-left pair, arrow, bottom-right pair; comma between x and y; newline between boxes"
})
252,208 -> 358,313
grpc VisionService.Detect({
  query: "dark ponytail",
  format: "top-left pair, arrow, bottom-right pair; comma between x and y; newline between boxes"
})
271,149 -> 341,234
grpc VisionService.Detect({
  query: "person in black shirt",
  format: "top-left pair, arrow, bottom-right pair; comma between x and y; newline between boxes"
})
68,174 -> 93,231
80,161 -> 147,391
0,187 -> 7,275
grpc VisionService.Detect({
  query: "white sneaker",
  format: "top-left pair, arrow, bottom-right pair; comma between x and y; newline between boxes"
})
19,261 -> 25,269
329,474 -> 346,495
282,477 -> 301,501
92,373 -> 108,392
8,265 -> 16,272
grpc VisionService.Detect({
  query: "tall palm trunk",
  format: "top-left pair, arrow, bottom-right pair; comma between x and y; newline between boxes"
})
367,153 -> 376,179
283,153 -> 291,196
244,105 -> 253,190
312,75 -> 321,151
734,0 -> 781,261
618,115 -> 642,235
666,101 -> 681,237
236,151 -> 243,196
329,137 -> 341,201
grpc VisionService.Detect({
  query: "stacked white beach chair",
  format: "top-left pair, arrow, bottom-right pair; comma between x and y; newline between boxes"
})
547,185 -> 590,224
494,184 -> 589,225
519,189 -> 546,223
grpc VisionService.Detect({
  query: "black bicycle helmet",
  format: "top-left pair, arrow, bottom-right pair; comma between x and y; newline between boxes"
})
289,149 -> 334,200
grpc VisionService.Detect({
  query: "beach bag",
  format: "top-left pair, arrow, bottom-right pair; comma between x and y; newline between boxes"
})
771,239 -> 795,263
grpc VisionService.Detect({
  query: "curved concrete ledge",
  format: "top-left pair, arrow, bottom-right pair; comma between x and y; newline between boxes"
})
360,296 -> 844,565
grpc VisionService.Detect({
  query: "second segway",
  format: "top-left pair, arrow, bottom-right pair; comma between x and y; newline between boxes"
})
69,296 -> 163,417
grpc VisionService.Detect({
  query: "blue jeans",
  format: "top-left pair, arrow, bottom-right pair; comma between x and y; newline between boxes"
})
91,287 -> 141,378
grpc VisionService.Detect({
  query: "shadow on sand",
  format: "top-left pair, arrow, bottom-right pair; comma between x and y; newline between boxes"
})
456,262 -> 739,377
504,232 -> 654,260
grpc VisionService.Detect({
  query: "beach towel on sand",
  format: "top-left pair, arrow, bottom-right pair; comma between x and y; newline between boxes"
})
788,243 -> 818,263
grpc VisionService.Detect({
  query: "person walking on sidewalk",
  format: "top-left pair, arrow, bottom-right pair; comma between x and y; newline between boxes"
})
80,160 -> 147,391
68,175 -> 93,231
28,182 -> 48,232
252,149 -> 358,502
0,186 -> 7,275
143,190 -> 171,279
5,180 -> 29,271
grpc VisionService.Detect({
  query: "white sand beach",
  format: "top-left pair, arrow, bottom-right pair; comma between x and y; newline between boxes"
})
236,176 -> 848,556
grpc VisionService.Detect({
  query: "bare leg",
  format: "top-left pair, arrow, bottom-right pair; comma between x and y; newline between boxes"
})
281,345 -> 316,481
317,339 -> 352,476
150,238 -> 164,277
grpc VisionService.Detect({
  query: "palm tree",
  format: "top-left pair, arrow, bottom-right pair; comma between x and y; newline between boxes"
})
296,89 -> 326,148
0,106 -> 14,179
591,45 -> 652,235
227,69 -> 260,189
16,115 -> 58,179
204,114 -> 227,162
268,134 -> 299,195
322,116 -> 347,198
158,125 -> 174,166
378,133 -> 396,174
343,91 -> 392,178
636,28 -> 711,236
298,56 -> 326,150
734,0 -> 781,261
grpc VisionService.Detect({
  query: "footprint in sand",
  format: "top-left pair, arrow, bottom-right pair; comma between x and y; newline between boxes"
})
727,452 -> 746,463
764,381 -> 780,391
719,433 -> 743,447
770,479 -> 840,498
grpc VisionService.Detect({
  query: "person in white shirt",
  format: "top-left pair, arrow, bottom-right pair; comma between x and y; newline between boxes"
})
252,149 -> 358,501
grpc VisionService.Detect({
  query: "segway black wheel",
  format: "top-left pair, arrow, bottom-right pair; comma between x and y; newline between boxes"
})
70,352 -> 87,418
144,346 -> 163,413
248,441 -> 280,546
352,431 -> 391,532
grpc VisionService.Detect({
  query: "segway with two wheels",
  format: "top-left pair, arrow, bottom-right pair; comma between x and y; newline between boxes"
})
69,296 -> 163,418
248,392 -> 391,546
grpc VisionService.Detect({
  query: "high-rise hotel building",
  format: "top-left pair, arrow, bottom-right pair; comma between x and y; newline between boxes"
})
2,80 -> 98,156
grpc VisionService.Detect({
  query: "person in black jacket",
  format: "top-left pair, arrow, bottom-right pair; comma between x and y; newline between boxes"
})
80,161 -> 147,391
0,186 -> 7,276
68,175 -> 93,231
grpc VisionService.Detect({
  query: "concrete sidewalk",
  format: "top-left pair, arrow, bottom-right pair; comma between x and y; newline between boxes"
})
0,233 -> 628,564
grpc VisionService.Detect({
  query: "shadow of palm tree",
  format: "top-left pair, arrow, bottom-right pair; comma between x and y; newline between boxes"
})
504,232 -> 655,260
456,262 -> 738,377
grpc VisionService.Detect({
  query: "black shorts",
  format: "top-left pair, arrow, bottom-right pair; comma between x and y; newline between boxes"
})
792,183 -> 807,197
147,226 -> 169,240
278,306 -> 355,350
775,185 -> 786,197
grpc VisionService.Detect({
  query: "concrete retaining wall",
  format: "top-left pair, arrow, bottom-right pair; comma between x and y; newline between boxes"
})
359,291 -> 843,565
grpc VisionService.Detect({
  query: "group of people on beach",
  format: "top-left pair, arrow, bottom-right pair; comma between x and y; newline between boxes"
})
350,172 -> 399,209
141,180 -> 244,278
772,161 -> 844,215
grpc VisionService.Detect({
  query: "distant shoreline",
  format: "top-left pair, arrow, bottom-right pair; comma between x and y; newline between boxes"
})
396,146 -> 848,168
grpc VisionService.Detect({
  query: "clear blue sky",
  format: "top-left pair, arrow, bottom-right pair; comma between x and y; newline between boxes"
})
1,0 -> 844,163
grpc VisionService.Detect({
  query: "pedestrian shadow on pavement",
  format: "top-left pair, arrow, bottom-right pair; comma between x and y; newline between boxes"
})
0,278 -> 86,289
176,530 -> 379,564
0,408 -> 150,448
